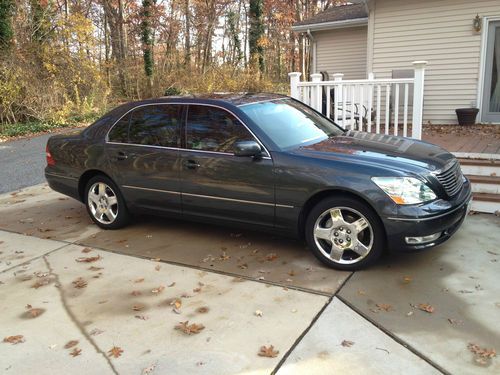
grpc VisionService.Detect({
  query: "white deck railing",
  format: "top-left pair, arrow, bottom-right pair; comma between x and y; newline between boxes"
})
289,61 -> 427,140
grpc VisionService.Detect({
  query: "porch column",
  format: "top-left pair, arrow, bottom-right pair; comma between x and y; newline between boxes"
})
412,61 -> 428,140
289,72 -> 302,100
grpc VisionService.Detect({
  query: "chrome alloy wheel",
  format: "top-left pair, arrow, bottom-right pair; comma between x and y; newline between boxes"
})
313,207 -> 374,265
87,182 -> 119,224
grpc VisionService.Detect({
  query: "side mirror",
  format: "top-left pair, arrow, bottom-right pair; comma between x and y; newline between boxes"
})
233,140 -> 262,157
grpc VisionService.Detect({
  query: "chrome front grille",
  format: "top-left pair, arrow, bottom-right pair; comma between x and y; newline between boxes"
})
435,161 -> 464,197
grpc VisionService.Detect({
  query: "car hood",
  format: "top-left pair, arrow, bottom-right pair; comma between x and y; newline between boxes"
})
295,131 -> 455,174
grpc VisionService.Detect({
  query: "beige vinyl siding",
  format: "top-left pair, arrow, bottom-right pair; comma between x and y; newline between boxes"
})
371,0 -> 500,124
315,26 -> 367,79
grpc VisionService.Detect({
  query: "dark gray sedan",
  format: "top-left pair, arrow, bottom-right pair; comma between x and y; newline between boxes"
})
45,93 -> 471,270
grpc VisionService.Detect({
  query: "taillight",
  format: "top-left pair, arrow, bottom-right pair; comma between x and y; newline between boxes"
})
46,144 -> 55,166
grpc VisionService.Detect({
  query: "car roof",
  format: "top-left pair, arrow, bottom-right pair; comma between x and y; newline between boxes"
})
119,92 -> 288,109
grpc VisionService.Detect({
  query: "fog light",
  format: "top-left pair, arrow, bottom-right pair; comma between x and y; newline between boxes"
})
405,232 -> 441,245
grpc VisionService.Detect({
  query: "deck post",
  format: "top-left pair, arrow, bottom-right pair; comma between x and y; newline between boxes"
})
412,61 -> 428,140
311,73 -> 323,112
288,72 -> 302,100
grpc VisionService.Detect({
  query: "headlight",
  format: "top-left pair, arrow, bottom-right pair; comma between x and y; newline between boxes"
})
371,177 -> 436,205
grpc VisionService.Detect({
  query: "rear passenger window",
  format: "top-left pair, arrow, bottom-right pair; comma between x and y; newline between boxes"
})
128,105 -> 181,147
186,105 -> 254,153
108,114 -> 130,143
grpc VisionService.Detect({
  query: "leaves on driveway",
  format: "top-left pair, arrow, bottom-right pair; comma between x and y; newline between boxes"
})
468,343 -> 497,365
70,348 -> 82,357
75,255 -> 101,263
134,278 -> 145,283
258,345 -> 279,358
265,253 -> 278,261
3,335 -> 25,344
375,303 -> 393,312
171,299 -> 182,314
132,304 -> 145,311
31,278 -> 51,289
151,285 -> 165,295
88,266 -> 103,271
64,340 -> 79,349
72,277 -> 87,289
175,321 -> 205,335
108,346 -> 124,358
341,340 -> 354,347
417,303 -> 435,313
131,290 -> 142,296
81,248 -> 92,253
27,308 -> 45,318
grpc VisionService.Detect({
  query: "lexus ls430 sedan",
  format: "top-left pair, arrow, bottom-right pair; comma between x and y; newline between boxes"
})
45,93 -> 472,270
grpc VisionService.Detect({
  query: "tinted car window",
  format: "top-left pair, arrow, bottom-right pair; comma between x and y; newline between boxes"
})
186,105 -> 254,153
128,105 -> 181,147
240,98 -> 343,149
108,114 -> 130,143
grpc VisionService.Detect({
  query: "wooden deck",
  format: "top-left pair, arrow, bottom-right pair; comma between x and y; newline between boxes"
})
422,125 -> 500,154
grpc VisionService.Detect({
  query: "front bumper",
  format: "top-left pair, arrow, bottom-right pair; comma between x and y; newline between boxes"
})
382,180 -> 472,252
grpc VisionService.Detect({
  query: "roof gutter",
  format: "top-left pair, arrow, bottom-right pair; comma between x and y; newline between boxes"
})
292,17 -> 368,33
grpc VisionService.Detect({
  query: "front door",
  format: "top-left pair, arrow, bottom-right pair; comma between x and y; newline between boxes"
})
180,104 -> 275,226
106,104 -> 184,213
482,20 -> 500,123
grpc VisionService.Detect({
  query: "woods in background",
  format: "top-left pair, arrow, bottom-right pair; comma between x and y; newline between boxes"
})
0,0 -> 341,128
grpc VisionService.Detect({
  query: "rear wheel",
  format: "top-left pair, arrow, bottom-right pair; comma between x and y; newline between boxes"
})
305,196 -> 384,271
85,175 -> 130,229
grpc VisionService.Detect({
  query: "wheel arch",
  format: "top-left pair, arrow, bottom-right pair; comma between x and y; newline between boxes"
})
78,169 -> 115,202
298,188 -> 387,242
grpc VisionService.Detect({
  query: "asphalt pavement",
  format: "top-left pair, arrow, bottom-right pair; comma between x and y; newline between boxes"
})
0,130 -> 78,194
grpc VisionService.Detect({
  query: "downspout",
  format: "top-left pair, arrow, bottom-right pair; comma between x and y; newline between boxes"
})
306,29 -> 316,74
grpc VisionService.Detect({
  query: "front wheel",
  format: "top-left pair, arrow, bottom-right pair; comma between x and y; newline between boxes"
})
84,175 -> 130,229
305,196 -> 385,271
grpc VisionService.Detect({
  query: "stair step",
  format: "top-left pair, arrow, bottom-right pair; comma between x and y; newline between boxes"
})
468,175 -> 500,184
458,158 -> 500,166
472,192 -> 500,203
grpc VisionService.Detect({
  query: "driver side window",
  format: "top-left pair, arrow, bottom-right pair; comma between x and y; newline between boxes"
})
186,105 -> 254,153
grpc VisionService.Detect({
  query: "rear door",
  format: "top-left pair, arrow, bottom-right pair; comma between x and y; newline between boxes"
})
106,104 -> 183,213
180,104 -> 275,226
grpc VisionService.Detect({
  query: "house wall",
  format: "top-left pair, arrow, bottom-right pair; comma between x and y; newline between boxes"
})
371,0 -> 500,124
314,26 -> 367,80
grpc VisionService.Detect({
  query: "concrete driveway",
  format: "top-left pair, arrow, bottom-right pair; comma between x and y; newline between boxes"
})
0,184 -> 498,374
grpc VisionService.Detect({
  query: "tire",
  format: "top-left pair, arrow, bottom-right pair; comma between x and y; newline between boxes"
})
84,175 -> 130,229
305,196 -> 385,271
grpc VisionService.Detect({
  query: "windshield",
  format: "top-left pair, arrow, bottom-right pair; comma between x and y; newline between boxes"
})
240,98 -> 344,149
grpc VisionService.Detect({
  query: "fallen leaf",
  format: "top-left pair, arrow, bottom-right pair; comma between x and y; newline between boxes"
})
255,310 -> 263,317
467,343 -> 496,363
258,345 -> 279,358
134,278 -> 145,283
175,321 -> 205,335
25,304 -> 32,309
3,335 -> 25,344
168,282 -> 176,287
131,290 -> 142,296
341,340 -> 354,347
31,278 -> 51,289
81,248 -> 92,253
417,303 -> 435,313
135,315 -> 149,320
28,308 -> 45,318
132,304 -> 145,311
196,306 -> 209,314
376,303 -> 392,312
70,348 -> 82,357
151,258 -> 161,262
447,318 -> 463,325
288,270 -> 295,277
75,255 -> 101,263
151,286 -> 165,295
238,263 -> 248,270
171,299 -> 182,313
72,277 -> 87,289
142,363 -> 157,375
88,266 -> 103,271
402,276 -> 412,284
265,253 -> 278,261
108,346 -> 123,358
219,251 -> 230,261
64,340 -> 79,349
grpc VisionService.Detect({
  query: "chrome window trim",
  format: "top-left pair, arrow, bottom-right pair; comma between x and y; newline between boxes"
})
105,102 -> 272,159
121,185 -> 294,208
